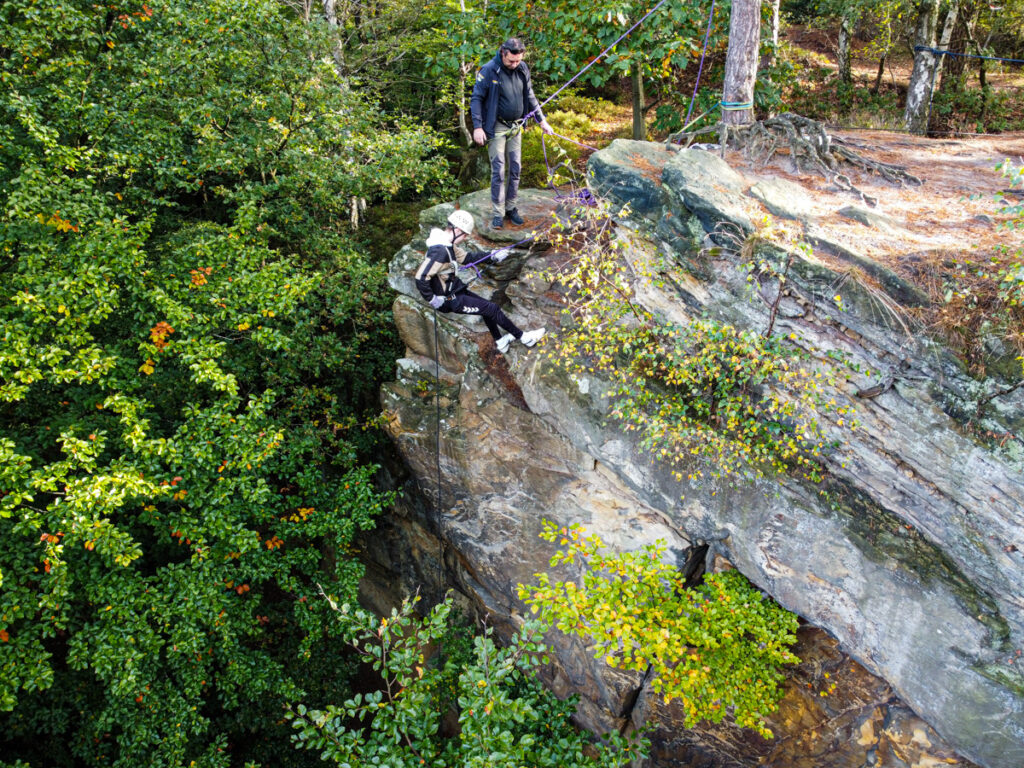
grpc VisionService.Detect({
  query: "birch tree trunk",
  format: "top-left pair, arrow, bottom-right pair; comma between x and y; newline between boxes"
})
722,0 -> 762,126
760,0 -> 781,70
903,0 -> 941,134
837,9 -> 855,85
942,0 -> 976,86
322,0 -> 347,76
769,0 -> 780,50
935,1 -> 960,83
631,62 -> 646,140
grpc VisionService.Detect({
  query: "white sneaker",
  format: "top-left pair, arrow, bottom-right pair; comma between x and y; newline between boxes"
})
496,333 -> 515,353
519,328 -> 546,347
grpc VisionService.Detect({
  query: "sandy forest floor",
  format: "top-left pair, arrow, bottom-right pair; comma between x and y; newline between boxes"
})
724,129 -> 1024,258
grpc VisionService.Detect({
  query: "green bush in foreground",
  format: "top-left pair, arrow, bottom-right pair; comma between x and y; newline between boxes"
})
287,595 -> 648,768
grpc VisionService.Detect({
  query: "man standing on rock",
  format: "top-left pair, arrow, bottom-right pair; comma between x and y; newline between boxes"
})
415,209 -> 545,354
470,37 -> 553,230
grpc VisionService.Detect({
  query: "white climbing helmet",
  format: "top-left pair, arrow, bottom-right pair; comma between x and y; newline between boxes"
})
447,209 -> 475,235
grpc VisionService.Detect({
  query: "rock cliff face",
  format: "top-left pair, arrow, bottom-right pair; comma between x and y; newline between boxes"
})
369,134 -> 1024,767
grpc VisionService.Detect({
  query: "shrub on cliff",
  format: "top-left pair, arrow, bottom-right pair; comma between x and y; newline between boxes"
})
287,594 -> 649,767
520,522 -> 801,739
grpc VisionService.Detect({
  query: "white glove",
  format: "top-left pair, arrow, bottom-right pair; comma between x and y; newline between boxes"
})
490,248 -> 512,263
429,296 -> 444,309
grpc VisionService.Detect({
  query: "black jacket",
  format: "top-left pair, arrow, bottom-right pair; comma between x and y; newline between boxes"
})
470,51 -> 544,139
414,234 -> 488,304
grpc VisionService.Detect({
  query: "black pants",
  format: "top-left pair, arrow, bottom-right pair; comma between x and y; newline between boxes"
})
443,290 -> 522,340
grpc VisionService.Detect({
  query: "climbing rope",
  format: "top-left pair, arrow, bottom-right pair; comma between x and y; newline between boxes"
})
432,305 -> 445,605
540,131 -> 600,207
683,0 -> 717,128
914,45 -> 1024,65
525,0 -> 673,123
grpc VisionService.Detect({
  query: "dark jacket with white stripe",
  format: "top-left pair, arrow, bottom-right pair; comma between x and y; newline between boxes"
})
470,51 -> 544,139
414,229 -> 488,303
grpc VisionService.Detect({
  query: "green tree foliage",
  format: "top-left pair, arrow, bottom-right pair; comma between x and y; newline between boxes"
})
287,594 -> 648,767
518,522 -> 800,739
0,0 -> 449,764
420,0 -> 728,136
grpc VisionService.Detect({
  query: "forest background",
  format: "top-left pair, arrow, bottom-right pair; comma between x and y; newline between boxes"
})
1,0 -> 1022,766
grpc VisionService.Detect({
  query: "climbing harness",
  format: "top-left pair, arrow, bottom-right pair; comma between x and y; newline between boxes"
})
498,118 -> 527,139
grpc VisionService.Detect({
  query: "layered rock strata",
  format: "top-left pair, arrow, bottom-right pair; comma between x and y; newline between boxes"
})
370,138 -> 1024,767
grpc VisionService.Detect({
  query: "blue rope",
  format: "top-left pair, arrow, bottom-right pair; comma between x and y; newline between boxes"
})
914,45 -> 1024,64
720,100 -> 753,110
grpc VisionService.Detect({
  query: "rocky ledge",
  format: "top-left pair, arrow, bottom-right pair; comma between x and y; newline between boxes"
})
367,134 -> 1024,767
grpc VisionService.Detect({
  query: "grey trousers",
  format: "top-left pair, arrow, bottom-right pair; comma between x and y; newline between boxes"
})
487,122 -> 522,219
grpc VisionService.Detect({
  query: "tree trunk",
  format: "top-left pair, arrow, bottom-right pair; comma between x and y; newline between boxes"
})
631,62 -> 646,140
903,0 -> 941,134
872,53 -> 886,93
457,63 -> 473,146
322,0 -> 346,76
722,0 -> 762,126
943,0 -> 976,85
760,0 -> 781,71
934,1 -> 972,133
456,0 -> 472,146
935,1 -> 960,85
838,9 -> 855,85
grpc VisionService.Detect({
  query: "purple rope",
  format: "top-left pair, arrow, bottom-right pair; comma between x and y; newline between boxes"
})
684,0 -> 716,129
525,0 -> 672,121
541,133 -> 599,207
462,234 -> 537,271
546,130 -> 599,152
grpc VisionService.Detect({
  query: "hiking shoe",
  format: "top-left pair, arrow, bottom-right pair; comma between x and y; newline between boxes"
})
519,328 -> 545,347
491,215 -> 504,229
505,208 -> 524,226
496,333 -> 515,354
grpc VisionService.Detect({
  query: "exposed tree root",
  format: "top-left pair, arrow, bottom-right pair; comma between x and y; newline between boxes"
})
670,113 -> 924,207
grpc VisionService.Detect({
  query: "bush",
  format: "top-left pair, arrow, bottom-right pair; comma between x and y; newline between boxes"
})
287,594 -> 649,767
520,522 -> 801,739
